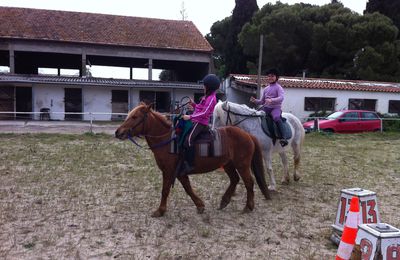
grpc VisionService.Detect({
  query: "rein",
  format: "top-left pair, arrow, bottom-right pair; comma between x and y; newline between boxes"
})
222,101 -> 263,126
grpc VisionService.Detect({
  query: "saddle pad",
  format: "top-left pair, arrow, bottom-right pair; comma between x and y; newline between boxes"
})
170,128 -> 224,157
261,116 -> 292,140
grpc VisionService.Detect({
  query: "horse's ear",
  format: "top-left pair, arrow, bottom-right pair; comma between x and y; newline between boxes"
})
146,103 -> 155,111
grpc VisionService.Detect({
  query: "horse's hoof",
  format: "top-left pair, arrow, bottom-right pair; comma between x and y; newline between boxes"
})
151,209 -> 165,218
268,185 -> 277,191
242,206 -> 253,213
197,207 -> 205,214
293,175 -> 301,182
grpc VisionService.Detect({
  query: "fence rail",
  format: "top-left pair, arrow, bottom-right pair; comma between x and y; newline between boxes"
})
0,112 -> 399,133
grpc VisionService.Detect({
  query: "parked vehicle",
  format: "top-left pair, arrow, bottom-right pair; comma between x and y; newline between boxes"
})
303,110 -> 382,133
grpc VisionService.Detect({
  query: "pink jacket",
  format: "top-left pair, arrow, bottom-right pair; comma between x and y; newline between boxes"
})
190,91 -> 217,126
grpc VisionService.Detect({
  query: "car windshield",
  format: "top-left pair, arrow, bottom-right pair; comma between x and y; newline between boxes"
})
326,111 -> 344,120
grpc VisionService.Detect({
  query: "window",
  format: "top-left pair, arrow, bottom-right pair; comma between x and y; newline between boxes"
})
342,112 -> 359,121
139,91 -> 170,113
348,99 -> 376,111
304,97 -> 336,111
388,100 -> 400,114
361,112 -> 379,120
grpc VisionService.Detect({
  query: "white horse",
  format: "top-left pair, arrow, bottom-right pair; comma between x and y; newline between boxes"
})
212,100 -> 305,191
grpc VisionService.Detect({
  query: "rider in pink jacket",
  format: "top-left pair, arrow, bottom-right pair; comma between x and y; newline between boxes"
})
179,74 -> 219,176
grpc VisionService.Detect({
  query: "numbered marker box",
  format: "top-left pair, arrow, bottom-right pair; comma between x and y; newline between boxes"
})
332,188 -> 380,234
356,223 -> 400,260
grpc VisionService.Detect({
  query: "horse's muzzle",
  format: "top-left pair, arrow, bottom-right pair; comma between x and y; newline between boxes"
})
115,129 -> 125,139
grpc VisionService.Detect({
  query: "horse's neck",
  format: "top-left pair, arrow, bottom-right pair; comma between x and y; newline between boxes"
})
144,117 -> 172,148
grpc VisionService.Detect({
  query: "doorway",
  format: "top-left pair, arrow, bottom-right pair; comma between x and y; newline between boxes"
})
64,88 -> 82,120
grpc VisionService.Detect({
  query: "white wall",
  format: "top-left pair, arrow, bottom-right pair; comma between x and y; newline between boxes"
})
83,87 -> 111,121
225,78 -> 400,122
33,85 -> 65,120
284,88 -> 400,121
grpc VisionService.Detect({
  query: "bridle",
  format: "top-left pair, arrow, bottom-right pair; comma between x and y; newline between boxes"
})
127,109 -> 174,149
221,101 -> 263,126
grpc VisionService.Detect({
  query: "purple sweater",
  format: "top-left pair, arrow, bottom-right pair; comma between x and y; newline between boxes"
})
190,91 -> 217,125
253,82 -> 284,109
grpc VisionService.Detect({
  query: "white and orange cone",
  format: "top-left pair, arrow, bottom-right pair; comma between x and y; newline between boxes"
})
336,196 -> 360,260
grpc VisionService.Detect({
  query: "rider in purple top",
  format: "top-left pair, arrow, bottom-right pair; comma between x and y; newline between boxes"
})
179,74 -> 220,176
250,68 -> 288,147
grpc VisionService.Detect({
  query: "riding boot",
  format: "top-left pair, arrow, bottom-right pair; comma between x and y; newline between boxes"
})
179,146 -> 195,176
276,120 -> 288,147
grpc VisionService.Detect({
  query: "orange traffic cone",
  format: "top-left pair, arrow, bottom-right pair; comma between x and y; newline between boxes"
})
336,196 -> 360,260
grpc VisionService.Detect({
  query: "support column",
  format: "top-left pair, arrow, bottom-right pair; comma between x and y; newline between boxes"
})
148,59 -> 153,80
81,51 -> 87,77
9,48 -> 15,74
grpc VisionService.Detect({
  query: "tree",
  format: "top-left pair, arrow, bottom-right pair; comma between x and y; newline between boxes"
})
206,0 -> 258,76
366,0 -> 400,34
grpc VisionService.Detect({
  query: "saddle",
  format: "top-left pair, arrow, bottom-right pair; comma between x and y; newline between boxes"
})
260,115 -> 292,145
170,118 -> 225,157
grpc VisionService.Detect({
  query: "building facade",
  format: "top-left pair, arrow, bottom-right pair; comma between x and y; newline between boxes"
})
223,74 -> 400,121
0,7 -> 213,120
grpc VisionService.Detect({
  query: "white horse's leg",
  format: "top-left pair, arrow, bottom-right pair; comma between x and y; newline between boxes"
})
264,150 -> 276,191
292,141 -> 302,182
279,151 -> 290,185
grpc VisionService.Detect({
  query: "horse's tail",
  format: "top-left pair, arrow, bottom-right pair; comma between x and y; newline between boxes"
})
250,135 -> 271,200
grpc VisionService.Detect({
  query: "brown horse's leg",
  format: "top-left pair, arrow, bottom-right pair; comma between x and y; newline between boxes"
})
178,176 -> 205,214
220,162 -> 240,210
236,167 -> 255,212
152,174 -> 173,217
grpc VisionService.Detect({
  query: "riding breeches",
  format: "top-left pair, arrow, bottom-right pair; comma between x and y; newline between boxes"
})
184,122 -> 208,148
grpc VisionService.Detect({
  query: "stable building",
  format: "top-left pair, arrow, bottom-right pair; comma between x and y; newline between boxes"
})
223,74 -> 400,121
0,7 -> 213,120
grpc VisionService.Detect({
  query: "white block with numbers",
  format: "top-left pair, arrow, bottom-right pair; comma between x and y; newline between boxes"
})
356,223 -> 400,260
332,188 -> 380,234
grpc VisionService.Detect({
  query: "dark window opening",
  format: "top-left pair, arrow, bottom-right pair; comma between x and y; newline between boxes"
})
112,90 -> 128,120
389,100 -> 400,114
348,99 -> 376,111
16,87 -> 32,119
139,91 -> 170,113
0,86 -> 14,120
304,97 -> 336,112
65,88 -> 82,120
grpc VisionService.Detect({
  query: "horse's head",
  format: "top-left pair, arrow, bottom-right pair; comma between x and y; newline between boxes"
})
115,103 -> 152,140
212,100 -> 228,129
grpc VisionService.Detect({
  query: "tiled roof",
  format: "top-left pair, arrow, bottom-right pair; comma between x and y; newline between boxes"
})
0,7 -> 213,52
231,74 -> 400,93
0,74 -> 203,90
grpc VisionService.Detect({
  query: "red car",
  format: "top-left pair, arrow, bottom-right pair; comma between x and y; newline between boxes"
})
303,110 -> 382,133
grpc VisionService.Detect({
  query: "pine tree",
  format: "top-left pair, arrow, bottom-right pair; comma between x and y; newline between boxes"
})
225,0 -> 259,74
366,0 -> 400,34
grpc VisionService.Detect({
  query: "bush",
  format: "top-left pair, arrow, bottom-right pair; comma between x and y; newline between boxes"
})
378,113 -> 400,131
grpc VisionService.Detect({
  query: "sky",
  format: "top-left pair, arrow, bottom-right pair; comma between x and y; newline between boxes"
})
0,0 -> 368,79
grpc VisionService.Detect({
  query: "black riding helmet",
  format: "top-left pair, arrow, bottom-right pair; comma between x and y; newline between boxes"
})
202,74 -> 220,92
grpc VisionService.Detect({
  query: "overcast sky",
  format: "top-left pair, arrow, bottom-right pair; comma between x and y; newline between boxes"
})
1,0 -> 368,36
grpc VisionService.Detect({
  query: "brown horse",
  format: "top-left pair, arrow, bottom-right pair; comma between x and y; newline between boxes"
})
115,103 -> 270,217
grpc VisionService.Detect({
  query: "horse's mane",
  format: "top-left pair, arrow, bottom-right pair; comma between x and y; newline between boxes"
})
150,110 -> 173,128
128,103 -> 172,129
216,101 -> 265,116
